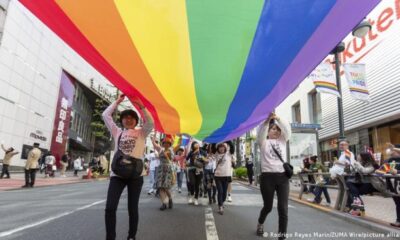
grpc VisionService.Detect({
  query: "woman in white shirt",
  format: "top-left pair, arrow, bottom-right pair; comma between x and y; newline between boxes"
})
102,94 -> 153,240
213,143 -> 236,215
256,113 -> 291,239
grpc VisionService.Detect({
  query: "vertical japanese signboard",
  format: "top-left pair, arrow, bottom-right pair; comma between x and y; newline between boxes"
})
50,71 -> 75,167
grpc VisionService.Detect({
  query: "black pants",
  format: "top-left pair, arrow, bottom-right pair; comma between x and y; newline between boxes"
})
346,182 -> 375,207
204,169 -> 216,201
313,186 -> 331,203
25,169 -> 37,186
393,197 -> 400,222
1,164 -> 10,178
247,165 -> 254,184
188,169 -> 203,199
258,172 -> 289,240
105,176 -> 143,240
215,176 -> 229,207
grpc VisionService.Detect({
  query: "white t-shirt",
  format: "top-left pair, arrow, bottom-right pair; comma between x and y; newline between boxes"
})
102,101 -> 154,177
257,118 -> 291,173
147,152 -> 160,171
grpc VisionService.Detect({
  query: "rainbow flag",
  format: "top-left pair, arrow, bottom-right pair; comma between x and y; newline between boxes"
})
19,0 -> 379,142
310,63 -> 341,98
376,163 -> 391,174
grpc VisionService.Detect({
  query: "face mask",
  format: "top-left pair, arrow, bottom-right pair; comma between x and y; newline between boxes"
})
386,149 -> 392,155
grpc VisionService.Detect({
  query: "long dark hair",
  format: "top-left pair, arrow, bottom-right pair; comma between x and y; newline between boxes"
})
359,152 -> 379,169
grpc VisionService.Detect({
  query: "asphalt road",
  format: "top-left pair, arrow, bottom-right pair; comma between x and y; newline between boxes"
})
0,178 -> 395,240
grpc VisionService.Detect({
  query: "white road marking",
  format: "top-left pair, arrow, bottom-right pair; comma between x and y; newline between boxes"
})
0,200 -> 105,238
205,207 -> 219,240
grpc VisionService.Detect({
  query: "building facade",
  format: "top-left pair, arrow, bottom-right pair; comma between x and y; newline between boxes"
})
0,0 -> 117,168
276,0 -> 400,167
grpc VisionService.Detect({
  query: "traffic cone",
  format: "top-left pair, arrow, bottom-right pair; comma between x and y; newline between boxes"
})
83,168 -> 92,179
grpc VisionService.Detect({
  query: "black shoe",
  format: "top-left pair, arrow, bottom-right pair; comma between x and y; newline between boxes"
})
256,224 -> 264,236
168,199 -> 173,209
160,204 -> 167,211
212,197 -> 216,203
21,185 -> 30,188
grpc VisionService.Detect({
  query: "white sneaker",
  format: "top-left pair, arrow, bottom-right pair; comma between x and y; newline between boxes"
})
178,188 -> 182,193
188,197 -> 194,204
194,199 -> 199,206
227,196 -> 232,202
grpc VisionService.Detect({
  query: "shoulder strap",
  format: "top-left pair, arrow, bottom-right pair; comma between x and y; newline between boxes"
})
117,131 -> 123,146
270,143 -> 284,163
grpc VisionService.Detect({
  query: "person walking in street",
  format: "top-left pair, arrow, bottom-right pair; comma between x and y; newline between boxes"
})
0,144 -> 19,179
152,136 -> 175,211
60,152 -> 69,177
256,113 -> 291,239
186,141 -> 207,206
173,139 -> 188,194
246,156 -> 254,186
102,94 -> 153,240
146,150 -> 158,195
213,143 -> 236,214
74,156 -> 82,176
204,144 -> 217,205
22,143 -> 42,188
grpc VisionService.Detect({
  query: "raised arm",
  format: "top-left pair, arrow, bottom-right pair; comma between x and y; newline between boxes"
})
173,135 -> 183,153
151,135 -> 162,153
140,107 -> 154,137
257,121 -> 269,147
275,116 -> 291,142
102,96 -> 124,139
1,144 -> 6,152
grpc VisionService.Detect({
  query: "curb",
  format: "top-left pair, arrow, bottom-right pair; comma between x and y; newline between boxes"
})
2,177 -> 109,192
235,181 -> 400,236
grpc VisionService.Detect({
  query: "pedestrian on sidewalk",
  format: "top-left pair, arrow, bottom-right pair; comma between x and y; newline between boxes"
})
213,143 -> 236,215
60,152 -> 69,177
74,156 -> 82,176
306,156 -> 332,207
329,140 -> 355,178
380,143 -> 400,228
22,143 -> 42,188
246,155 -> 254,186
152,136 -> 175,211
256,113 -> 291,239
173,138 -> 188,194
0,144 -> 19,179
102,94 -> 153,240
186,141 -> 207,206
345,152 -> 378,216
45,152 -> 56,178
99,154 -> 109,175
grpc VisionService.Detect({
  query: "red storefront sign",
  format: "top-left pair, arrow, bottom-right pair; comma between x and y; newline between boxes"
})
50,71 -> 75,167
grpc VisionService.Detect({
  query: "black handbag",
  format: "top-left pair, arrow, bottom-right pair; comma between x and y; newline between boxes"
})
112,132 -> 143,179
271,144 -> 293,179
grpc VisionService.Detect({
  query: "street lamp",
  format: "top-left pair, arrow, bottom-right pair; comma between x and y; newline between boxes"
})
329,20 -> 371,142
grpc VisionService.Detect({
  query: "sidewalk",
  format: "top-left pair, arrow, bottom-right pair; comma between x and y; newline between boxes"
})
0,171 -> 101,191
236,179 -> 400,233
289,179 -> 397,224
